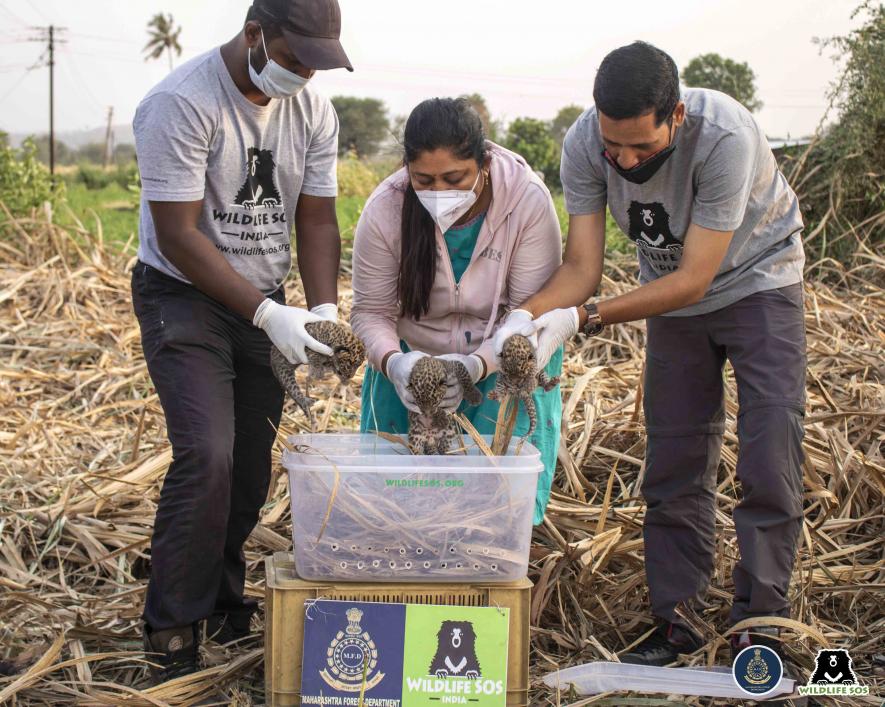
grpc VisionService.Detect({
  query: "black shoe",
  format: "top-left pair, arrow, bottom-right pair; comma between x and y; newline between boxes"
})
143,623 -> 199,685
621,621 -> 703,666
202,610 -> 254,645
730,626 -> 808,706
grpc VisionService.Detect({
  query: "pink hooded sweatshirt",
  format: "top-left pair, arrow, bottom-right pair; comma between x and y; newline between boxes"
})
350,141 -> 563,375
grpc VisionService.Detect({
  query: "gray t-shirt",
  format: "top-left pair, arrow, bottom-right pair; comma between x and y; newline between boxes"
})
560,87 -> 804,316
134,48 -> 338,294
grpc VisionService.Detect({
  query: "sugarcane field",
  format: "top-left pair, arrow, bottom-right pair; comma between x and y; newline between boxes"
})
0,1 -> 882,706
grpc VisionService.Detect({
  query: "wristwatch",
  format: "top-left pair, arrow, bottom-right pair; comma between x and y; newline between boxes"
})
581,302 -> 604,336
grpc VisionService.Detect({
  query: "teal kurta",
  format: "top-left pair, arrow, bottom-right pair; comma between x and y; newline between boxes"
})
358,211 -> 563,525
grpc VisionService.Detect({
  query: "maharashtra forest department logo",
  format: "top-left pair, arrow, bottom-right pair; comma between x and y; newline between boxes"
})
732,645 -> 783,697
798,649 -> 870,697
320,607 -> 385,692
233,147 -> 282,209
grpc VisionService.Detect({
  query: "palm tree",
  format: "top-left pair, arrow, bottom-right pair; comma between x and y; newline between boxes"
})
143,13 -> 182,72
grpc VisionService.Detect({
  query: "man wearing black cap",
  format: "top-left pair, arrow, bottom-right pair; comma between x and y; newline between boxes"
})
131,0 -> 352,683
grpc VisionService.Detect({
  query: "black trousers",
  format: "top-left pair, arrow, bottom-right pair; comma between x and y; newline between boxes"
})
641,284 -> 807,624
132,262 -> 284,630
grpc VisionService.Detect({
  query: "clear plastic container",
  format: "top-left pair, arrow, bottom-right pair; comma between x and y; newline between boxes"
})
543,662 -> 795,700
283,433 -> 541,582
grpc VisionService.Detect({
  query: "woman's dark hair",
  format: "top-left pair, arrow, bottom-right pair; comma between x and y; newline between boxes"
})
593,41 -> 680,126
399,97 -> 486,321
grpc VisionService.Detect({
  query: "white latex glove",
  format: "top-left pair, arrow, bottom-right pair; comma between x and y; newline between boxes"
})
492,309 -> 538,356
533,307 -> 579,368
385,351 -> 427,413
253,299 -> 333,364
310,302 -> 338,323
436,353 -> 484,412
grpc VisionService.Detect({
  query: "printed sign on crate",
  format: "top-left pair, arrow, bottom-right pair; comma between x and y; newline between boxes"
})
300,600 -> 509,706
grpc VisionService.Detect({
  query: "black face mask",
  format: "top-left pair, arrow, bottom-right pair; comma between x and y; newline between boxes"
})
602,118 -> 677,185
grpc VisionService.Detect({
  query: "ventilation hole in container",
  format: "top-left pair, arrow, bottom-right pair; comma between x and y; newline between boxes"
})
473,563 -> 480,570
466,548 -> 472,554
366,546 -> 373,551
483,547 -> 490,555
339,561 -> 347,569
423,561 -> 431,569
389,561 -> 396,569
440,562 -> 448,569
350,545 -> 357,551
399,548 -> 406,555
404,561 -> 412,569
357,561 -> 365,570
372,560 -> 380,568
490,563 -> 498,571
384,547 -> 390,553
449,546 -> 456,553
415,547 -> 424,555
331,544 -> 339,551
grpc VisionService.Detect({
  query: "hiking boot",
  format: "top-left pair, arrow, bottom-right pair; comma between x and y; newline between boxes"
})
143,623 -> 199,685
202,610 -> 254,646
621,621 -> 703,666
730,626 -> 808,706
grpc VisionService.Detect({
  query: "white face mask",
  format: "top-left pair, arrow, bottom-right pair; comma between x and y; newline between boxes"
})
414,169 -> 483,233
248,29 -> 310,100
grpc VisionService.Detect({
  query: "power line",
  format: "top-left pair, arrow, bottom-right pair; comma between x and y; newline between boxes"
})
0,69 -> 30,104
0,2 -> 29,26
21,0 -> 48,23
59,46 -> 105,111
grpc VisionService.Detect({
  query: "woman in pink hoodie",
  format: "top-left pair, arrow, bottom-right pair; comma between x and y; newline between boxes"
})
350,97 -> 563,523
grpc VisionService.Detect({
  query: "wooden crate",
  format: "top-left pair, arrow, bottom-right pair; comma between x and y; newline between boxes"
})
264,552 -> 531,706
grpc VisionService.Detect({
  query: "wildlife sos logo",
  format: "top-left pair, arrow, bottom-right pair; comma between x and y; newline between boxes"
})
429,621 -> 481,679
626,201 -> 683,274
732,645 -> 783,697
403,606 -> 509,706
211,146 -> 289,255
798,649 -> 870,697
233,147 -> 282,209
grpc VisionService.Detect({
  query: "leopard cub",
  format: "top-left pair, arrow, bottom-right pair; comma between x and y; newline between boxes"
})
407,356 -> 482,455
488,334 -> 559,439
270,321 -> 366,426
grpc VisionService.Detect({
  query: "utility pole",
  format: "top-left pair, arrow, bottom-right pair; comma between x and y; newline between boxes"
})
104,106 -> 115,168
29,26 -> 66,177
48,25 -> 55,176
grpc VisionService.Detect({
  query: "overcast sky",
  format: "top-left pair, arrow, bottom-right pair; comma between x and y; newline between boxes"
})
0,0 -> 860,140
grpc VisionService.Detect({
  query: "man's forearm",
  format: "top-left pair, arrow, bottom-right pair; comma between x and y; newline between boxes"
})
296,222 -> 341,308
584,271 -> 703,327
158,227 -> 266,320
521,260 -> 601,318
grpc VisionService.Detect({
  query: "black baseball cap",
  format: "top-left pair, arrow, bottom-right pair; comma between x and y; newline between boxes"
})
251,0 -> 353,72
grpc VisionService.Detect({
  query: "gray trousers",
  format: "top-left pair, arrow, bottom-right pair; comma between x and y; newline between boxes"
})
641,283 -> 806,624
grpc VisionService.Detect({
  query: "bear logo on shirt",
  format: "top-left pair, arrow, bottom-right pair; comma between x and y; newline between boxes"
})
234,147 -> 282,209
626,201 -> 681,248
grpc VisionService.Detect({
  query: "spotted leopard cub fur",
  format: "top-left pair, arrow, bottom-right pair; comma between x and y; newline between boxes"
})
270,321 -> 366,425
488,334 -> 559,438
407,356 -> 482,455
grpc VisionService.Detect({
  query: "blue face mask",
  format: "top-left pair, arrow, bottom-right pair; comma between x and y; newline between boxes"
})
248,28 -> 310,99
